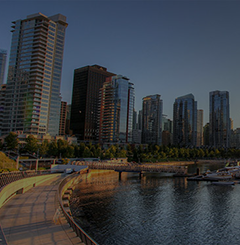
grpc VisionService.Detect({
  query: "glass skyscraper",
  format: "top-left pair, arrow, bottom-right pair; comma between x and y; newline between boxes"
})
3,13 -> 67,135
173,93 -> 197,147
209,90 -> 230,148
70,65 -> 115,141
197,109 -> 203,147
98,75 -> 135,143
0,50 -> 7,85
142,94 -> 163,145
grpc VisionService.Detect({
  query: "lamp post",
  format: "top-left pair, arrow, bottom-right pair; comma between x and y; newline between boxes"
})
35,148 -> 39,171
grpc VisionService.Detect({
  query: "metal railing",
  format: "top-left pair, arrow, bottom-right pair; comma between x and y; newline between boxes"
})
57,173 -> 98,245
0,170 -> 53,190
0,224 -> 7,245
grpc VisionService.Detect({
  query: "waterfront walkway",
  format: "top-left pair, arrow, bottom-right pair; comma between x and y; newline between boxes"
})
0,175 -> 82,245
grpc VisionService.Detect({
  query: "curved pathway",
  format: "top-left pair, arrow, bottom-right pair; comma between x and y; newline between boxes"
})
0,175 -> 83,245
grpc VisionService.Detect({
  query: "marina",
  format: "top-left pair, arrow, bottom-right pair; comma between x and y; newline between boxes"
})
187,161 -> 240,183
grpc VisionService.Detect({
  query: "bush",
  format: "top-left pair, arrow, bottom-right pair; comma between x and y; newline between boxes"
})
0,152 -> 17,171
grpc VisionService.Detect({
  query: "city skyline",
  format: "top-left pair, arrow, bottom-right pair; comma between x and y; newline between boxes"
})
1,1 -> 240,127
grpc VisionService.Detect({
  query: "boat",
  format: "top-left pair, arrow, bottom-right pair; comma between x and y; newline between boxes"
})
202,170 -> 232,181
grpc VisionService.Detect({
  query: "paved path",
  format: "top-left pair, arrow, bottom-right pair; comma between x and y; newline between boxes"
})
0,175 -> 83,245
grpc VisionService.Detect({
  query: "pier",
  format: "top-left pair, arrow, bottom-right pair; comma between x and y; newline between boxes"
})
82,162 -> 188,175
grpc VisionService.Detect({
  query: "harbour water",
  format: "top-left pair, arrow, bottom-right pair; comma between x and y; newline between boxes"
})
70,162 -> 240,245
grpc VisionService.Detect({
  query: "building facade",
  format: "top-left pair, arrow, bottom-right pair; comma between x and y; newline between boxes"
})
142,94 -> 163,145
203,123 -> 209,146
162,114 -> 173,146
197,109 -> 203,147
0,50 -> 7,85
65,104 -> 71,135
209,90 -> 230,148
98,75 -> 135,143
173,94 -> 197,147
0,85 -> 6,136
2,13 -> 67,136
231,128 -> 240,148
70,65 -> 115,142
59,101 -> 67,135
162,114 -> 173,133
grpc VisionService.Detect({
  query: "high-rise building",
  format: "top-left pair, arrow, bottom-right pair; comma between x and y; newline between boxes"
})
98,75 -> 135,143
70,65 -> 115,142
0,50 -> 7,85
59,101 -> 67,135
133,109 -> 137,130
162,130 -> 172,146
0,84 -> 6,136
65,104 -> 71,135
231,128 -> 240,148
230,118 -> 233,130
162,114 -> 173,133
173,94 -> 197,147
2,13 -> 68,136
209,90 -> 230,148
162,114 -> 173,146
142,94 -> 163,145
197,109 -> 203,147
203,123 -> 209,146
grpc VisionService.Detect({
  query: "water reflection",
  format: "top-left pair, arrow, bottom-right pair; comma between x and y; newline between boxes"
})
70,166 -> 240,245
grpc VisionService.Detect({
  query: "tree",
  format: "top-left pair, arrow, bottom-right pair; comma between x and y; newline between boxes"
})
119,149 -> 127,158
57,139 -> 69,158
4,132 -> 19,151
199,149 -> 205,158
83,146 -> 93,158
24,135 -> 38,154
92,144 -> 102,158
179,148 -> 185,158
48,141 -> 58,157
65,145 -> 75,158
79,143 -> 86,157
39,140 -> 49,157
73,144 -> 79,157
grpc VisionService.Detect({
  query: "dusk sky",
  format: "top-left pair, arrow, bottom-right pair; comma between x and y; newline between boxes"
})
1,0 -> 240,127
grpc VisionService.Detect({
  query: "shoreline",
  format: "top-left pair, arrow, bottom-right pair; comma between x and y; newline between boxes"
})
143,159 -> 227,166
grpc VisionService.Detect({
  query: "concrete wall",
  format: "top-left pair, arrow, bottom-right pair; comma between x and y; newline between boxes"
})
0,174 -> 61,208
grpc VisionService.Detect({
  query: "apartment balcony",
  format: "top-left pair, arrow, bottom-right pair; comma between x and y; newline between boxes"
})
28,84 -> 43,91
32,48 -> 46,53
35,37 -> 48,44
32,46 -> 46,53
30,65 -> 45,72
33,36 -> 48,45
29,77 -> 43,83
33,39 -> 47,46
30,68 -> 44,75
34,28 -> 48,35
31,56 -> 45,63
29,71 -> 44,77
35,25 -> 48,31
31,58 -> 45,64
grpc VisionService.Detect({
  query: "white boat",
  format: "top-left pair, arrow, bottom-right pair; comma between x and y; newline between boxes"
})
202,171 -> 232,181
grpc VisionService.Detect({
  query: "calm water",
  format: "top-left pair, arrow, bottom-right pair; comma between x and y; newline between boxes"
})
70,163 -> 240,245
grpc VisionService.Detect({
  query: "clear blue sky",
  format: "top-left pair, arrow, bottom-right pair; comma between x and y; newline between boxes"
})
1,0 -> 240,127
